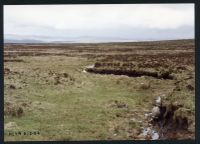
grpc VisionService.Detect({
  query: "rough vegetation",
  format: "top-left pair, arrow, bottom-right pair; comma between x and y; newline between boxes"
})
4,39 -> 195,141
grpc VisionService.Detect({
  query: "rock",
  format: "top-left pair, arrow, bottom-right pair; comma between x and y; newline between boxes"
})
144,113 -> 149,118
151,131 -> 159,140
151,106 -> 160,118
155,96 -> 162,107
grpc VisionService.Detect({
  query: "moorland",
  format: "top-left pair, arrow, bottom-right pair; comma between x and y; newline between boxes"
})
4,39 -> 195,140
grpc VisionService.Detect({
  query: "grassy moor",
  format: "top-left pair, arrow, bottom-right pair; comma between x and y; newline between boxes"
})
4,39 -> 195,140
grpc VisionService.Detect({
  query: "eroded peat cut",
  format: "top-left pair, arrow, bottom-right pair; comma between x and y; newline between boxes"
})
85,51 -> 193,80
86,65 -> 173,79
4,39 -> 195,140
87,67 -> 173,79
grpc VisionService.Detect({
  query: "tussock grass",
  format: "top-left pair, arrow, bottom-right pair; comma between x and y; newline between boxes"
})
4,40 -> 195,140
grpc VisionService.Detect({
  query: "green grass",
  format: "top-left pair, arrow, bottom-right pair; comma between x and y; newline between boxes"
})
4,55 -> 194,140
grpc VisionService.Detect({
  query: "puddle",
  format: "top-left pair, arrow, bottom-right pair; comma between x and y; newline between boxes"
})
141,127 -> 159,140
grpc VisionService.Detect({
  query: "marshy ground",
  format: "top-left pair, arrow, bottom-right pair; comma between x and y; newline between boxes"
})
4,39 -> 195,141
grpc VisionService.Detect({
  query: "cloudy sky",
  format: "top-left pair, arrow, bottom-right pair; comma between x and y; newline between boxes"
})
4,4 -> 194,42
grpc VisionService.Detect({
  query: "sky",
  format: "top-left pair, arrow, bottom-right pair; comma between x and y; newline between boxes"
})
4,4 -> 194,42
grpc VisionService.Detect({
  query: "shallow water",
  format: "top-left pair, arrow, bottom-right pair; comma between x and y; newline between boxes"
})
141,127 -> 159,140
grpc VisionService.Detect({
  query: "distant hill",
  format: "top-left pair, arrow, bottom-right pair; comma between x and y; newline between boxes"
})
4,34 -> 195,44
4,39 -> 45,44
4,34 -> 137,44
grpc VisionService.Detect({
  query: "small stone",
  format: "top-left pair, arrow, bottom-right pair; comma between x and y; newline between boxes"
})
155,96 -> 162,106
144,113 -> 149,117
151,131 -> 159,140
151,106 -> 160,118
